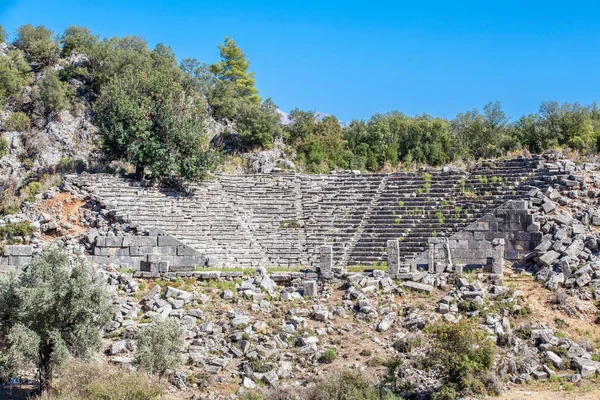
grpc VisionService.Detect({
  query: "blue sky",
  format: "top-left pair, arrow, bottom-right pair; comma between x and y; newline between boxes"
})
1,0 -> 599,122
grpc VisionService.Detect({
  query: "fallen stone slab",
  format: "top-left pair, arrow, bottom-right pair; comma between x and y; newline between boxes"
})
403,281 -> 433,294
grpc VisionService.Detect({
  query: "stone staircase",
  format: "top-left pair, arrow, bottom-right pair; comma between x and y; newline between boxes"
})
68,156 -> 558,268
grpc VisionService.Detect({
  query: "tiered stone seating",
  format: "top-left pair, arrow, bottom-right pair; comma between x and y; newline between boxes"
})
68,156 -> 552,268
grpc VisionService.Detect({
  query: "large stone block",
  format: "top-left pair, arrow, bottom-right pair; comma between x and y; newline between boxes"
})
104,236 -> 124,247
158,236 -> 181,246
319,246 -> 333,278
5,245 -> 33,256
387,240 -> 400,276
8,256 -> 32,266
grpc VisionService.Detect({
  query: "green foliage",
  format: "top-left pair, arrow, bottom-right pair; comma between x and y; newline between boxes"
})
0,25 -> 7,43
210,36 -> 260,104
0,48 -> 32,109
21,181 -> 42,202
134,316 -> 184,377
427,319 -> 497,398
60,26 -> 99,57
0,137 -> 7,158
288,112 -> 347,173
306,370 -> 402,400
4,111 -> 31,131
320,348 -> 337,364
0,249 -> 113,392
235,98 -> 282,148
94,47 -> 214,182
13,24 -> 60,66
34,69 -> 74,116
58,157 -> 86,173
0,221 -> 36,242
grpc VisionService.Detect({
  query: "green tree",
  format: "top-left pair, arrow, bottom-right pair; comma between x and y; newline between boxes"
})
33,69 -> 74,116
60,26 -> 99,57
94,47 -> 213,181
134,316 -> 184,378
236,98 -> 282,148
0,48 -> 32,109
0,25 -> 7,43
0,248 -> 112,393
210,37 -> 260,104
13,25 -> 59,67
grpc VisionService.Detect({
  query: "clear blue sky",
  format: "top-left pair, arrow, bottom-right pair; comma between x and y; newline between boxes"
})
2,0 -> 599,122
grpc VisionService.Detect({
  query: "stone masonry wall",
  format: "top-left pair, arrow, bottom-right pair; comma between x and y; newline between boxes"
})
411,200 -> 541,269
88,231 -> 207,272
67,157 -> 553,269
0,245 -> 33,272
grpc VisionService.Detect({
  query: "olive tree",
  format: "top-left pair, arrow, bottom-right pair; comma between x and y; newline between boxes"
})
134,316 -> 184,378
0,248 -> 113,393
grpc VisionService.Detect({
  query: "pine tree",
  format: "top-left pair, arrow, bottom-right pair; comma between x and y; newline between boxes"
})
210,37 -> 261,104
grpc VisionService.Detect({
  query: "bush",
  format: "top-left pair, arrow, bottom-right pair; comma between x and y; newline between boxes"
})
0,137 -> 7,158
58,157 -> 86,173
0,25 -> 7,43
426,319 -> 497,397
320,348 -> 337,364
0,48 -> 32,108
38,360 -> 164,400
0,221 -> 36,242
0,188 -> 22,215
4,112 -> 31,131
306,370 -> 402,400
13,24 -> 59,66
21,181 -> 41,202
134,316 -> 184,377
34,69 -> 74,116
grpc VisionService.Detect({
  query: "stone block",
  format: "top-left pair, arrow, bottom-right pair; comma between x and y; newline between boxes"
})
403,281 -> 434,294
129,246 -> 154,256
8,256 -> 32,266
140,261 -> 158,273
105,236 -> 124,247
158,236 -> 180,246
177,245 -> 197,256
319,246 -> 333,278
303,280 -> 317,297
387,239 -> 400,276
5,245 -> 33,256
125,236 -> 158,247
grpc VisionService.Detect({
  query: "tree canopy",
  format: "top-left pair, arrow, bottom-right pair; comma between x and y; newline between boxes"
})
0,248 -> 112,393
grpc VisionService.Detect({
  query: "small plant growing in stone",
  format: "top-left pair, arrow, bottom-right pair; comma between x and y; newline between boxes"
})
320,348 -> 337,364
435,211 -> 445,224
422,172 -> 432,181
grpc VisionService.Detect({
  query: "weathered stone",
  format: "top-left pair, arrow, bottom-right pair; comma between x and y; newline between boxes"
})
403,281 -> 433,294
303,280 -> 317,297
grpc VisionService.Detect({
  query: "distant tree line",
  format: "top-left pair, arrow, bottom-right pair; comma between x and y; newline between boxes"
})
1,24 -> 599,179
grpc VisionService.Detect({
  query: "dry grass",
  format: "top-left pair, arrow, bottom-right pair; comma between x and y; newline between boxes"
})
38,360 -> 166,400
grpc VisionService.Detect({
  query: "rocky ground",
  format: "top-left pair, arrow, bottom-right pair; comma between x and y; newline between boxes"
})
3,155 -> 600,398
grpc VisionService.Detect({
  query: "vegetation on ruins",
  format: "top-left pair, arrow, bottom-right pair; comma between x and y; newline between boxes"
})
134,316 -> 184,378
0,248 -> 113,393
426,319 -> 497,399
2,23 -> 600,180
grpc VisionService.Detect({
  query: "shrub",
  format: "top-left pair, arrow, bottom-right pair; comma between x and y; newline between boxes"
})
4,112 -> 31,131
58,157 -> 86,173
0,24 -> 7,43
38,360 -> 164,400
0,188 -> 22,215
306,370 -> 402,400
0,137 -> 8,158
21,181 -> 41,202
34,69 -> 74,116
0,221 -> 36,242
134,316 -> 184,377
320,348 -> 337,364
426,319 -> 497,397
0,48 -> 32,108
13,24 -> 60,66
